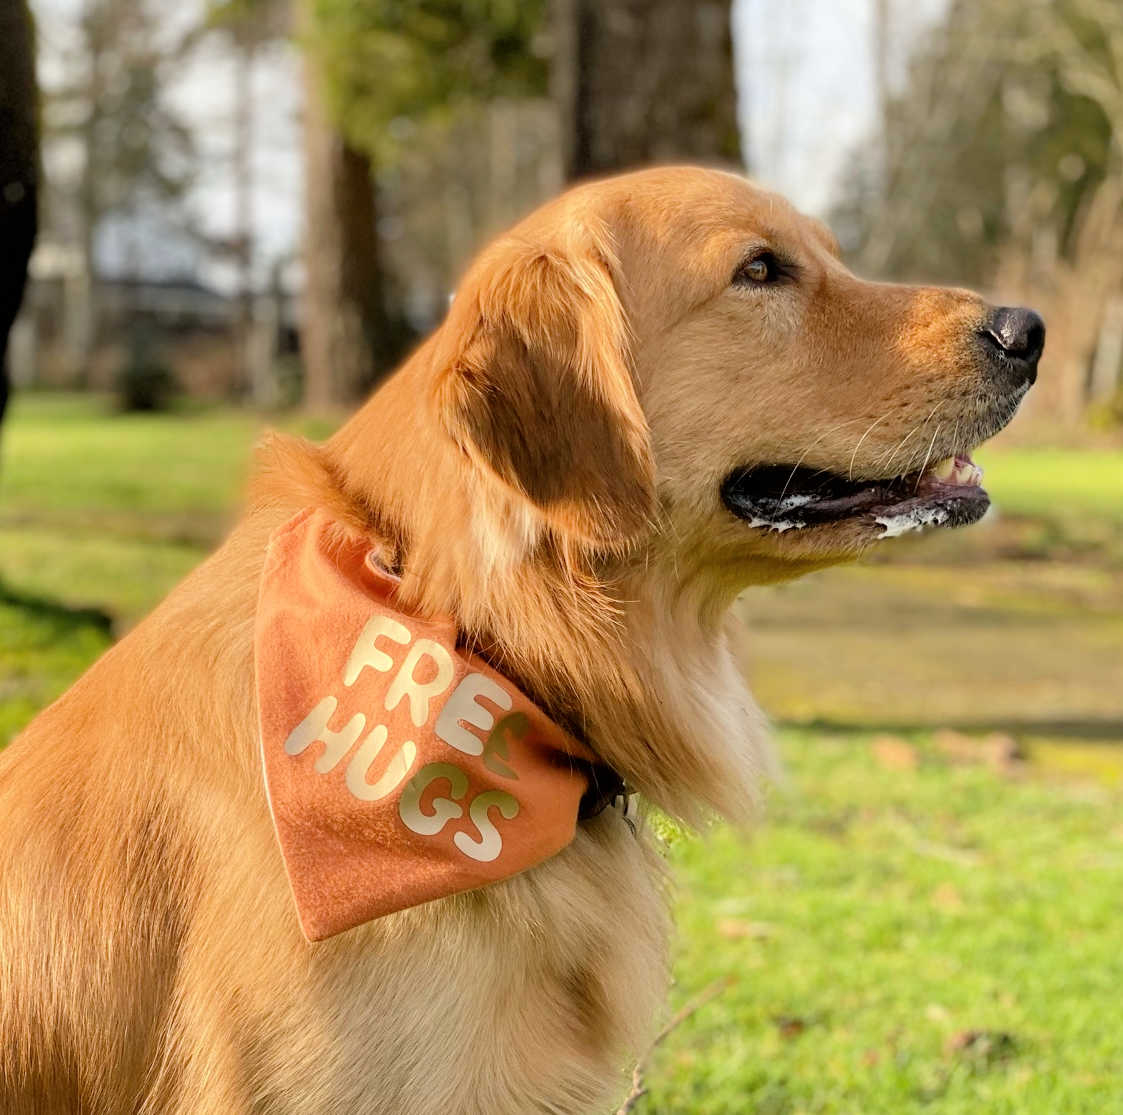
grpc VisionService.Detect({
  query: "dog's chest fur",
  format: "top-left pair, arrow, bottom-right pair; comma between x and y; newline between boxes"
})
253,822 -> 667,1114
154,797 -> 669,1115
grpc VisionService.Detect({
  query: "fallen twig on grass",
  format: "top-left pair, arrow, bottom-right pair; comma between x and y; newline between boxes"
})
615,975 -> 735,1114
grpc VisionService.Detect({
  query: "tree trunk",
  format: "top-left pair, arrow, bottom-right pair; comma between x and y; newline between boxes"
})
67,0 -> 109,386
552,0 -> 741,181
299,7 -> 389,410
0,0 -> 38,429
234,31 -> 256,401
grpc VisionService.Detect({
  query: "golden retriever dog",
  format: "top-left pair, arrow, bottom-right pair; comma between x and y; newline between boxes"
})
0,166 -> 1042,1113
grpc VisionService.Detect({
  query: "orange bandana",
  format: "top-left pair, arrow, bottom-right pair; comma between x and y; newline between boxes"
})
255,508 -> 601,940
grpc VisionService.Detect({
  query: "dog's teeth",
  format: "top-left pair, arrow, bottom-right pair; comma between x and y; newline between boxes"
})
925,456 -> 982,486
952,461 -> 983,486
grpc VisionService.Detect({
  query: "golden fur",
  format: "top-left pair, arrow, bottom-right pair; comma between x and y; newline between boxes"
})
1,167 -> 1007,1113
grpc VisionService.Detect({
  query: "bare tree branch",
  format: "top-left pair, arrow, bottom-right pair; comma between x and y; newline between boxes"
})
615,976 -> 734,1115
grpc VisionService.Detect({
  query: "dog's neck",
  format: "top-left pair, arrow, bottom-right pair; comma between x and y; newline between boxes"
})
267,356 -> 768,824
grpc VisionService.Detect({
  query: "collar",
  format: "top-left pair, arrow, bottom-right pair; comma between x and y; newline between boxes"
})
255,507 -> 627,941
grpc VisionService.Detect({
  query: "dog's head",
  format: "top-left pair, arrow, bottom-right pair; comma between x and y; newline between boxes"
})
321,165 -> 1042,818
430,166 -> 1042,587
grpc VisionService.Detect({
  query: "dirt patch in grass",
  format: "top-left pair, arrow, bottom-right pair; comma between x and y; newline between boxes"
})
739,561 -> 1123,748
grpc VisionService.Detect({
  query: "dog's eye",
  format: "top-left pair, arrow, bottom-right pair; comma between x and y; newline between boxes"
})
733,251 -> 788,287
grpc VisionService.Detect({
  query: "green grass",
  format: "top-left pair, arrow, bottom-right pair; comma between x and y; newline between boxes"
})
0,392 -> 335,541
0,393 -> 336,738
975,447 -> 1123,524
649,733 -> 1123,1114
3,392 -> 1123,1113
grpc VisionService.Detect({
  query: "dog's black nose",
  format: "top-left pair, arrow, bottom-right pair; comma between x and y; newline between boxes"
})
978,306 -> 1045,387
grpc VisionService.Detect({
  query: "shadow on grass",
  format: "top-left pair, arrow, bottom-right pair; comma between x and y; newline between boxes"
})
0,578 -> 115,638
784,716 -> 1123,743
0,508 -> 228,550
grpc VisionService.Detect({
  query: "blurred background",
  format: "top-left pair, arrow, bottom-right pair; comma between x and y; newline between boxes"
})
2,1 -> 1123,1111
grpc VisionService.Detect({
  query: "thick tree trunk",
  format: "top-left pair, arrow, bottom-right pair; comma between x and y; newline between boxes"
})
0,0 -> 38,428
299,14 -> 389,410
552,0 -> 741,181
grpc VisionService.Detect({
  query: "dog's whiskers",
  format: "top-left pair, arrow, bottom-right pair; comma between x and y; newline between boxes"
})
876,402 -> 945,477
777,418 -> 863,503
848,414 -> 890,481
914,421 -> 943,493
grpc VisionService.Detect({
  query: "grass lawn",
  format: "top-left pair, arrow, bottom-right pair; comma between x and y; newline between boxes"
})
974,446 -> 1123,524
647,733 -> 1123,1114
3,392 -> 1123,1112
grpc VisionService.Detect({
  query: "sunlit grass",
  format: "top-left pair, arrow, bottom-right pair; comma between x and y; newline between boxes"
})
0,391 -> 336,527
978,447 -> 1123,524
0,393 -> 337,739
646,732 -> 1123,1114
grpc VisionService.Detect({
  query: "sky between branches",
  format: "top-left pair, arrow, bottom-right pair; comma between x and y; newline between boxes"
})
34,0 -> 948,293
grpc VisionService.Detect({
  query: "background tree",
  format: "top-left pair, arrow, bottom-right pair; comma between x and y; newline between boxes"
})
46,0 -> 196,383
837,0 -> 1123,423
204,0 -> 294,404
0,0 -> 39,435
298,0 -> 549,408
551,0 -> 741,179
300,0 -> 742,404
299,16 -> 389,411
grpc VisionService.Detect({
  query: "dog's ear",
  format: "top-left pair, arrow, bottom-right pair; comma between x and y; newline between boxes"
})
434,220 -> 655,550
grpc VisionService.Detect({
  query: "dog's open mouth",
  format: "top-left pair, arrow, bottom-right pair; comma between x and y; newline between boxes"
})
721,454 -> 989,537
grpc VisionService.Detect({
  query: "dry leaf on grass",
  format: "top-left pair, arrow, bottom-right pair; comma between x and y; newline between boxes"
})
933,729 -> 979,763
945,1029 -> 1018,1064
716,918 -> 775,941
871,735 -> 919,770
930,882 -> 964,912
